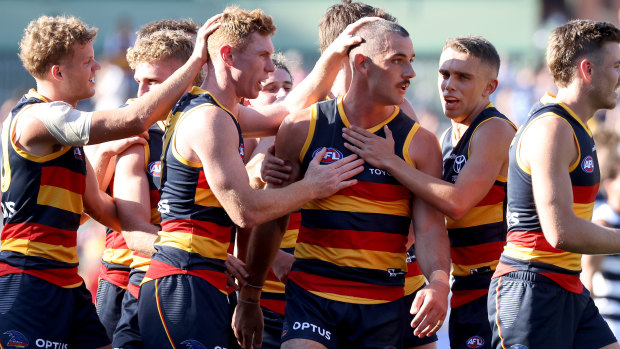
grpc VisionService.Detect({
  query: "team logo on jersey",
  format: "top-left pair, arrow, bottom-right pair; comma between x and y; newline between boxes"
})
3,330 -> 28,348
180,339 -> 207,349
281,322 -> 288,338
466,335 -> 484,348
148,161 -> 161,177
73,148 -> 83,160
453,155 -> 466,173
581,155 -> 594,173
312,147 -> 343,164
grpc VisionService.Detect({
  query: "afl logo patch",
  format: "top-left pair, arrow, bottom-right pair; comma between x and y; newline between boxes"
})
148,161 -> 161,177
312,147 -> 343,164
581,155 -> 594,173
239,143 -> 245,160
466,335 -> 484,348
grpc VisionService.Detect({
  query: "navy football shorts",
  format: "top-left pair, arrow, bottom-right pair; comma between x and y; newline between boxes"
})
96,278 -> 126,341
0,273 -> 110,349
449,294 -> 491,349
402,287 -> 438,348
488,271 -> 617,349
281,280 -> 404,349
138,274 -> 229,348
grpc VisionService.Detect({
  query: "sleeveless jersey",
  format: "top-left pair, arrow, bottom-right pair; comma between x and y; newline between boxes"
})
0,89 -> 86,288
125,120 -> 165,298
494,93 -> 599,294
288,96 -> 417,304
143,87 -> 243,294
441,104 -> 515,308
260,210 -> 300,315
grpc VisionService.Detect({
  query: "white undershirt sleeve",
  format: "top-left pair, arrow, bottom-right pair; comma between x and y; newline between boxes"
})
32,101 -> 92,146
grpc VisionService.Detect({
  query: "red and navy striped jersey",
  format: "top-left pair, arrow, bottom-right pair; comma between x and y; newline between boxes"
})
441,104 -> 515,308
143,87 -> 242,294
289,96 -> 417,304
260,210 -> 300,315
494,93 -> 599,294
0,89 -> 86,288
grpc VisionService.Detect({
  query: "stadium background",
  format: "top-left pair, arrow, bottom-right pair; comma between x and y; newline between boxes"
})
1,1 -> 619,347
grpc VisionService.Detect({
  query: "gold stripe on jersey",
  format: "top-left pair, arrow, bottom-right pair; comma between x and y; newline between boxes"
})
299,104 -> 318,163
37,185 -> 83,214
156,231 -> 229,260
101,248 -> 134,266
302,194 -> 411,217
195,187 -> 223,208
308,290 -> 387,305
281,227 -> 298,249
404,276 -> 426,296
264,278 -> 285,293
295,242 -> 406,271
402,123 -> 420,168
573,202 -> 594,220
446,203 -> 504,229
1,238 -> 78,263
502,242 -> 582,271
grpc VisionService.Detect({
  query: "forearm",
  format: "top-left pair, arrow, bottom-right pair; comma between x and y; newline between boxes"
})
282,51 -> 344,113
238,215 -> 290,301
414,228 -> 451,284
84,147 -> 115,190
85,193 -> 121,232
122,229 -> 157,256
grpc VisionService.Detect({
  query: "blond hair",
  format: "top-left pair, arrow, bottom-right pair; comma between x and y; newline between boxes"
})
19,15 -> 97,79
126,29 -> 194,69
207,6 -> 276,60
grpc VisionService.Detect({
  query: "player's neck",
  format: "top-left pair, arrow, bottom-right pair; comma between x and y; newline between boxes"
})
201,73 -> 242,115
555,86 -> 595,124
342,92 -> 395,129
329,68 -> 351,98
35,80 -> 78,107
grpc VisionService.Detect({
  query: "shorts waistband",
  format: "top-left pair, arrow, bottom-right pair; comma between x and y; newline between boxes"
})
501,270 -> 555,284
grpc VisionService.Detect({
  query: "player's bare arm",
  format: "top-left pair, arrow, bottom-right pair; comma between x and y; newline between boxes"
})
404,127 -> 451,338
343,117 -> 515,220
525,115 -> 620,254
113,144 -> 158,256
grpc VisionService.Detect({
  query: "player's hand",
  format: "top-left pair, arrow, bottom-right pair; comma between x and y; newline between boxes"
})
226,254 -> 249,291
303,147 -> 364,199
410,279 -> 450,338
272,250 -> 295,284
233,297 -> 264,349
97,132 -> 149,158
193,13 -> 222,64
325,16 -> 381,56
343,125 -> 398,170
260,145 -> 292,185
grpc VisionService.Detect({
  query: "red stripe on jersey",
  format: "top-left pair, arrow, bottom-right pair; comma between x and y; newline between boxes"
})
0,262 -> 81,288
539,272 -> 583,294
475,184 -> 505,207
289,270 -> 403,301
149,189 -> 161,210
2,222 -> 76,247
40,166 -> 85,194
451,241 -> 506,265
338,181 -> 411,201
98,264 -> 129,288
451,289 -> 489,308
146,259 -> 226,292
128,283 -> 140,299
197,170 -> 209,189
572,184 -> 599,204
492,261 -> 517,278
297,227 -> 407,253
405,260 -> 422,278
161,219 -> 232,242
260,298 -> 285,315
288,211 -> 301,230
507,231 -> 560,253
105,230 -> 129,249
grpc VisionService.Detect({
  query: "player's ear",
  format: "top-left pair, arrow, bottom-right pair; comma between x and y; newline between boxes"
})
50,65 -> 63,81
220,45 -> 233,66
578,58 -> 593,82
353,53 -> 368,74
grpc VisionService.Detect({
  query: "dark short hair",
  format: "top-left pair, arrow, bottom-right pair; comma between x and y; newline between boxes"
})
443,36 -> 500,76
